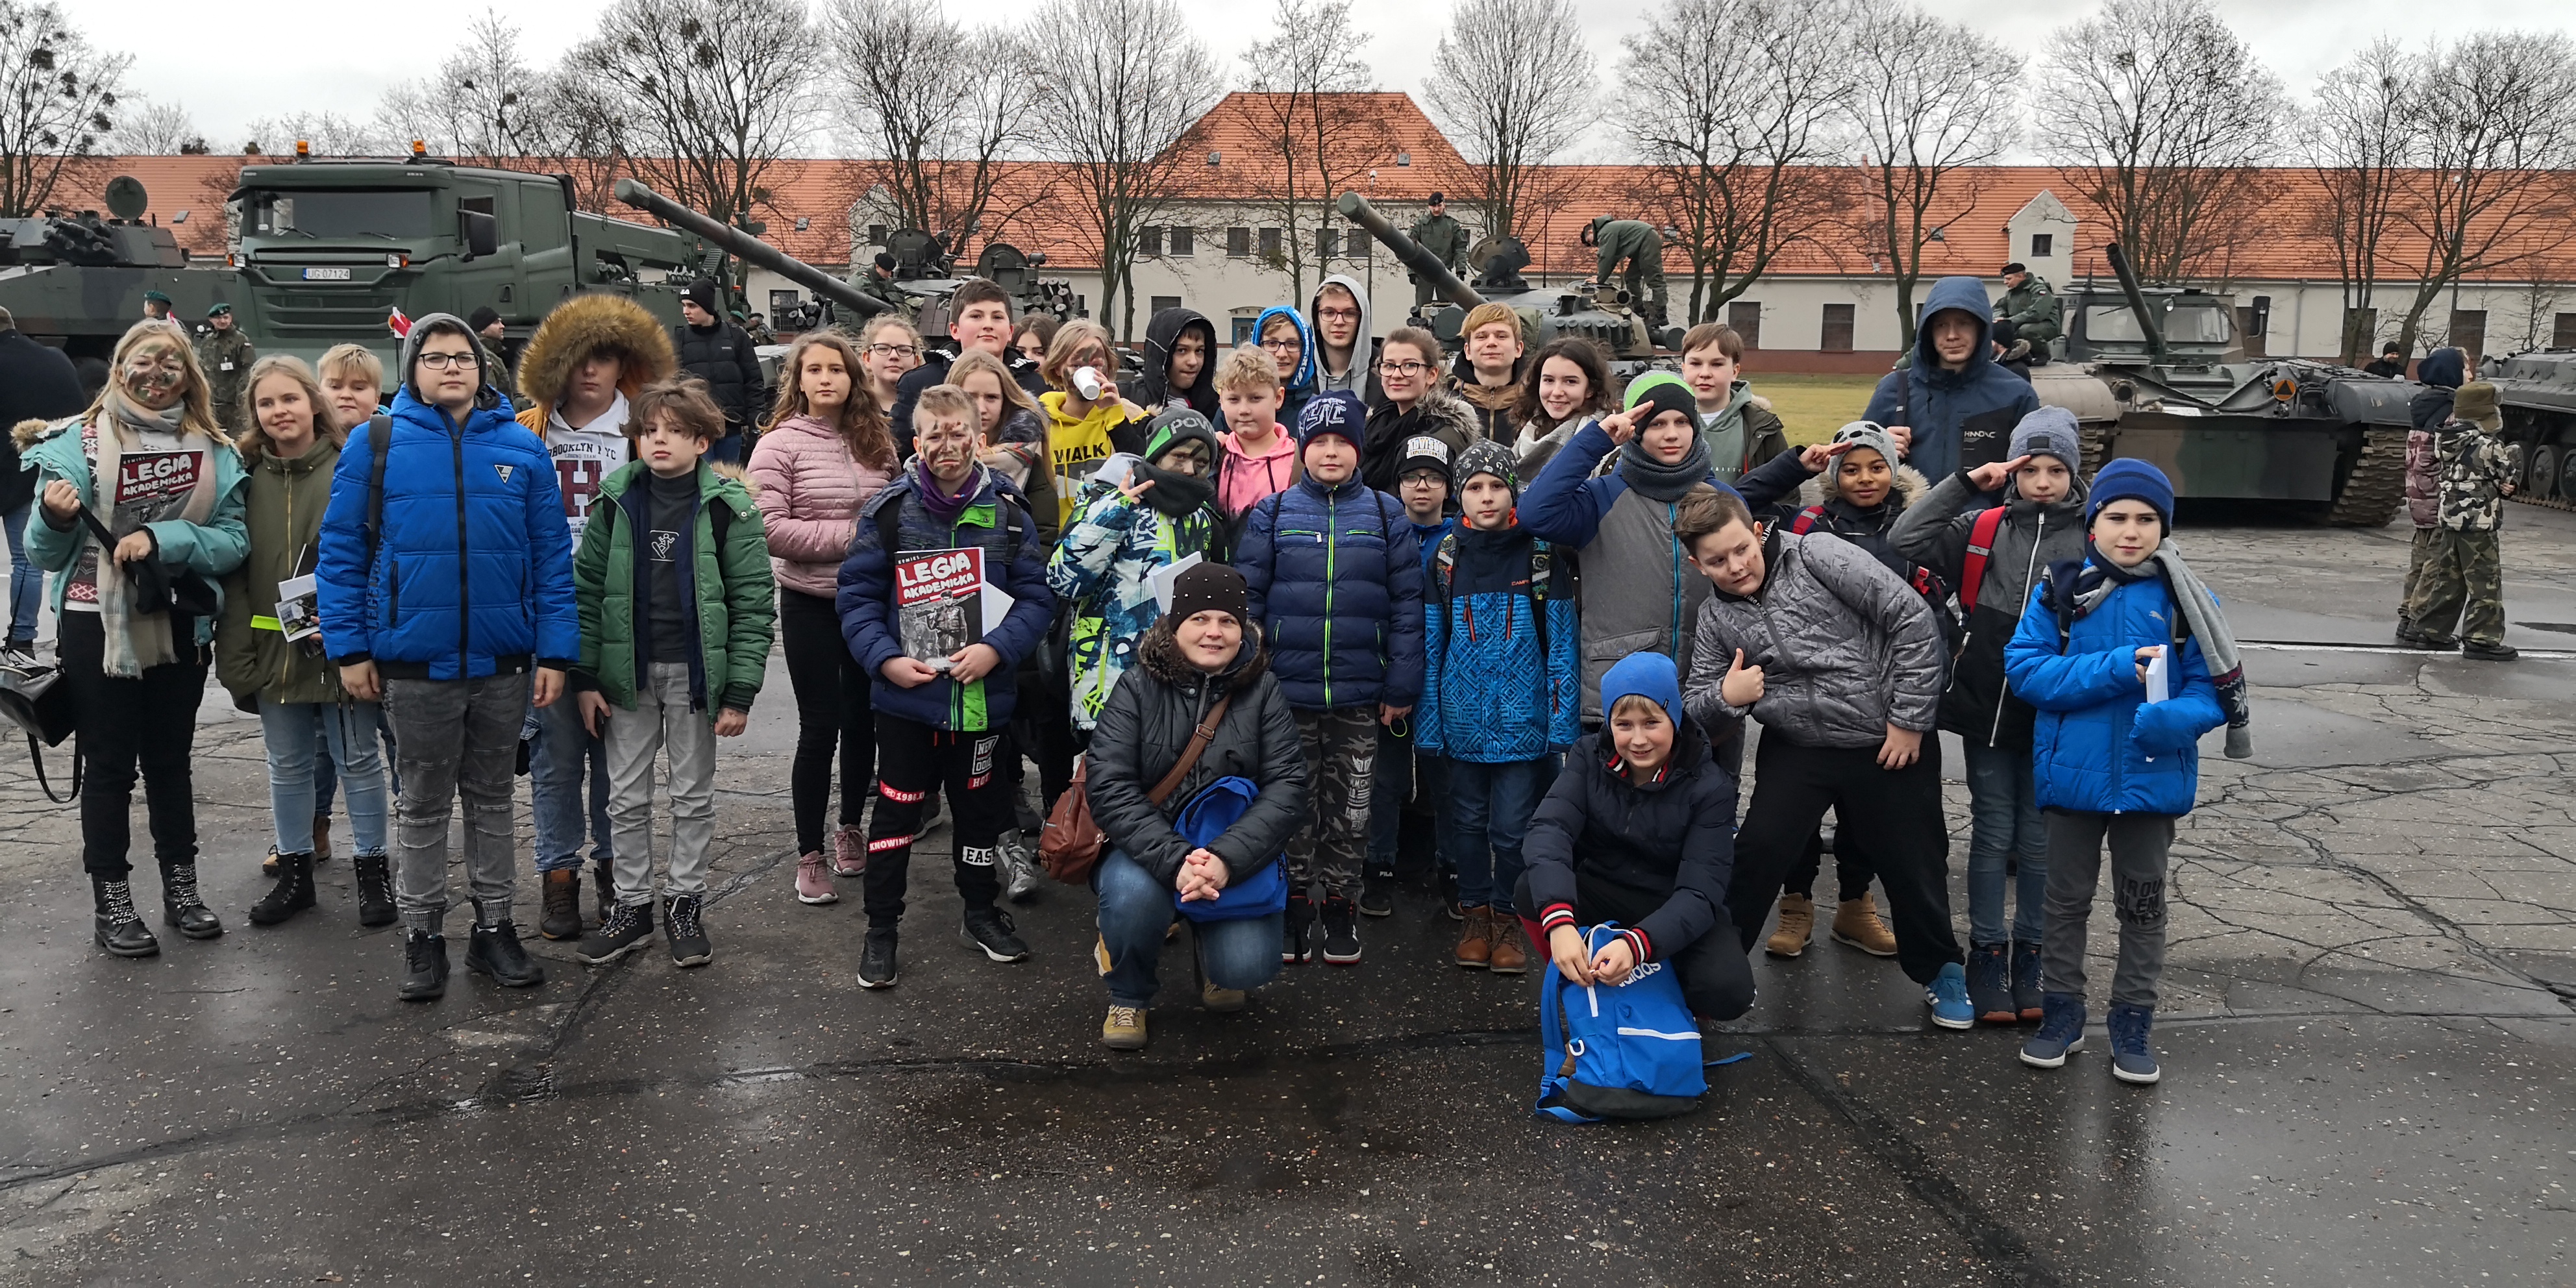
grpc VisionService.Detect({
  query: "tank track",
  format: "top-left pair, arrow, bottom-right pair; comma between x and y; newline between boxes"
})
2512,490 -> 2575,512
2079,425 -> 2113,477
2325,427 -> 2409,527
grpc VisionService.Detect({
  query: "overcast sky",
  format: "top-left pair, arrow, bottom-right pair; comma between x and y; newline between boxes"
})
104,0 -> 2576,158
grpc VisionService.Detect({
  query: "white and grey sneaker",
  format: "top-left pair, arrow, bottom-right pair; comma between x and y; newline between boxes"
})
997,836 -> 1043,904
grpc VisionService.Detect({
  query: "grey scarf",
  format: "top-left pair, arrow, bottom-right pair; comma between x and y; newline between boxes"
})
2150,542 -> 2250,759
1615,432 -> 1714,503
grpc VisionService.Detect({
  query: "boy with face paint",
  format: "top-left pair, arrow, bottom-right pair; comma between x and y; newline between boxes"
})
1891,406 -> 2092,1022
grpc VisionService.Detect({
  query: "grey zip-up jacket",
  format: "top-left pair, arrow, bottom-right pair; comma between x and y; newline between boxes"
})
1888,467 -> 2089,749
1681,530 -> 1945,748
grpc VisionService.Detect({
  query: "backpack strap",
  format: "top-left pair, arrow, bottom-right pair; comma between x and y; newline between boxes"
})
1958,506 -> 2006,612
1789,505 -> 1825,536
360,414 -> 392,561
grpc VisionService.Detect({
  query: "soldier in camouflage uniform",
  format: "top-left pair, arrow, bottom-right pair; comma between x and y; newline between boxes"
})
195,303 -> 254,432
2407,381 -> 2520,660
1585,216 -> 1668,328
1996,264 -> 2062,358
1407,193 -> 1468,310
848,253 -> 912,321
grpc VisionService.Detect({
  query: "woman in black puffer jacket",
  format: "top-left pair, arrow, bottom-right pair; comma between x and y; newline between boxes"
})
1087,563 -> 1307,1051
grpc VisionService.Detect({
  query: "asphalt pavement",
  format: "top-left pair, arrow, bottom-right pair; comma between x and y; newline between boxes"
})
2,504 -> 2572,1287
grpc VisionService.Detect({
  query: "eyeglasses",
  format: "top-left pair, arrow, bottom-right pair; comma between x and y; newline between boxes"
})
1378,360 -> 1430,377
417,352 -> 480,371
1317,307 -> 1361,322
1259,337 -> 1300,353
865,343 -> 918,358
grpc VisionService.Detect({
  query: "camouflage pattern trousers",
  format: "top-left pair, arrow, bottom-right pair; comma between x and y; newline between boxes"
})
2405,527 -> 2506,648
2397,526 -> 2438,628
1287,706 -> 1378,898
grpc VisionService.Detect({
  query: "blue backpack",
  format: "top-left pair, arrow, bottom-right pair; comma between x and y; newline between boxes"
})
1170,775 -> 1289,922
1537,925 -> 1708,1122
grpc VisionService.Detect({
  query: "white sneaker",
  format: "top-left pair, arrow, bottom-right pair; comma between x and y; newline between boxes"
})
998,836 -> 1042,903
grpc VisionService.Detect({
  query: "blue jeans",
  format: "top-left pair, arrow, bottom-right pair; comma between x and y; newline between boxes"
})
706,432 -> 745,466
528,695 -> 612,873
258,699 -> 390,858
1444,756 -> 1555,913
1964,741 -> 2048,945
2,502 -> 38,644
1095,848 -> 1283,1008
315,706 -> 401,810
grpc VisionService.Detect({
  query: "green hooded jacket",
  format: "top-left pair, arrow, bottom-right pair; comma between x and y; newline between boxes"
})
217,436 -> 345,705
572,459 -> 776,716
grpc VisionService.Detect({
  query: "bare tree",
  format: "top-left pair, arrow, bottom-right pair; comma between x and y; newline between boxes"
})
2036,0 -> 2288,284
515,66 -> 636,214
570,0 -> 815,233
1844,0 -> 2021,347
1422,0 -> 1594,242
108,98 -> 204,156
243,112 -> 390,157
1027,0 -> 1219,338
2301,40 -> 2423,362
1237,0 -> 1378,304
825,0 -> 1043,264
0,0 -> 125,217
1620,0 -> 1856,326
2386,31 -> 2576,358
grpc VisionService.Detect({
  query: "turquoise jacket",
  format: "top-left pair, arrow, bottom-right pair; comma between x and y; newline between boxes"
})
19,414 -> 250,649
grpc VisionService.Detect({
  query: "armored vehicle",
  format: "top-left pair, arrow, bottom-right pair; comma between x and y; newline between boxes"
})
0,175 -> 232,373
2478,348 -> 2576,510
870,226 -> 1082,338
1337,192 -> 1672,376
2026,245 -> 2411,526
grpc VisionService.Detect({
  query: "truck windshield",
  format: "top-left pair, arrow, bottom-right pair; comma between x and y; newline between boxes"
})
249,190 -> 436,240
2085,302 -> 2236,346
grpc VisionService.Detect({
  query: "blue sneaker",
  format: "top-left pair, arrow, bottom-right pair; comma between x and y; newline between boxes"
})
2019,993 -> 2087,1069
1925,961 -> 1974,1030
1967,943 -> 2016,1024
2010,941 -> 2046,1022
2107,1004 -> 2160,1084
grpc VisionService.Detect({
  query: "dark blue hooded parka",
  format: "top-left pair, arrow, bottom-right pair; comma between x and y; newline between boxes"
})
1863,276 -> 2042,483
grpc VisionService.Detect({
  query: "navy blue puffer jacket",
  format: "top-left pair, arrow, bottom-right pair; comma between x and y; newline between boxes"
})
838,464 -> 1056,732
1237,475 -> 1426,712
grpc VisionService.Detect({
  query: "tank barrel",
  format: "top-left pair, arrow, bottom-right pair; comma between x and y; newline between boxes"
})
1337,192 -> 1485,310
2103,243 -> 2168,364
614,178 -> 886,319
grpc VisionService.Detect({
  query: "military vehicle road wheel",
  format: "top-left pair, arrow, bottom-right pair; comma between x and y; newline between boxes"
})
2531,443 -> 2562,505
2325,427 -> 2409,527
2559,444 -> 2576,507
2079,424 -> 2113,477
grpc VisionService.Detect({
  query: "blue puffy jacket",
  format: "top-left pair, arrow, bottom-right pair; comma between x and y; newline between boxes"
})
2003,560 -> 2225,816
1864,276 -> 2042,482
838,464 -> 1056,732
1417,524 -> 1579,763
317,388 -> 577,679
1237,475 -> 1426,712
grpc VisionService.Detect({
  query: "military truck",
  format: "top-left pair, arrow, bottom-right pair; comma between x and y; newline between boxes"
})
1337,192 -> 1671,377
2479,349 -> 2576,511
2026,245 -> 2411,526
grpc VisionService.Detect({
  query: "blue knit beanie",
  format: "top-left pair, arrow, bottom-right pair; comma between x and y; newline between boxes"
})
1296,390 -> 1368,452
1600,651 -> 1682,726
2088,457 -> 2174,526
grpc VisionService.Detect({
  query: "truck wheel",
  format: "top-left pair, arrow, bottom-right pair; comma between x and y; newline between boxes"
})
2558,441 -> 2576,506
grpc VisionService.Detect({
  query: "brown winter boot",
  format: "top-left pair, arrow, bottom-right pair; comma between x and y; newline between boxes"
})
313,813 -> 334,864
1454,905 -> 1493,969
1766,893 -> 1815,958
538,869 -> 584,941
1831,893 -> 1899,958
1485,913 -> 1530,974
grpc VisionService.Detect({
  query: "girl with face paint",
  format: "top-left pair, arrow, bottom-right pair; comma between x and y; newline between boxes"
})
19,319 -> 252,958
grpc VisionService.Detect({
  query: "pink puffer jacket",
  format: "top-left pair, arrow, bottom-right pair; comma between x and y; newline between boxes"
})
2405,428 -> 2438,528
747,414 -> 894,598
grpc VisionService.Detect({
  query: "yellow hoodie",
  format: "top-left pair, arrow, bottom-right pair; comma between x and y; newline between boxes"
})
1038,391 -> 1146,528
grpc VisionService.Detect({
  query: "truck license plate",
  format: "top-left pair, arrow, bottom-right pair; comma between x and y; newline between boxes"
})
302,267 -> 353,281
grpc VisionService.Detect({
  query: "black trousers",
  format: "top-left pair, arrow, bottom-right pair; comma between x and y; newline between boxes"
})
861,712 -> 1006,928
58,613 -> 207,879
1513,871 -> 1757,1022
780,589 -> 874,856
1785,814 -> 1876,902
1728,733 -> 1961,985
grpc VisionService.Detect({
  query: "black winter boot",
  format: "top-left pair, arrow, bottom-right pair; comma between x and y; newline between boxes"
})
92,876 -> 160,958
353,854 -> 397,928
399,930 -> 449,1001
160,864 -> 223,939
465,920 -> 548,987
248,852 -> 317,926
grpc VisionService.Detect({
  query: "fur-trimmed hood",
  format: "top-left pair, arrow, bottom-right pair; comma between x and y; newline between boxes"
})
1816,459 -> 1929,510
514,293 -> 678,424
1137,615 -> 1271,692
12,414 -> 64,451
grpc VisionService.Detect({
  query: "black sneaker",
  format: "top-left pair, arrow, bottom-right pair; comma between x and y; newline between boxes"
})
858,928 -> 899,989
578,900 -> 656,965
1319,895 -> 1362,965
465,921 -> 548,987
2464,641 -> 2519,662
399,931 -> 449,1001
665,893 -> 712,967
1357,870 -> 1394,918
1282,893 -> 1313,964
1440,869 -> 1463,921
961,906 -> 1030,963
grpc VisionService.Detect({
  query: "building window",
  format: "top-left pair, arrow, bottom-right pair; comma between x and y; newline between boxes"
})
1139,225 -> 1163,256
1820,303 -> 1853,353
2554,312 -> 2576,349
1227,227 -> 1250,258
2450,308 -> 2488,360
1258,227 -> 1282,259
868,223 -> 887,247
1232,316 -> 1257,344
1170,225 -> 1194,257
2029,233 -> 2053,259
1317,226 -> 1337,260
1150,295 -> 1182,315
1728,301 -> 1762,350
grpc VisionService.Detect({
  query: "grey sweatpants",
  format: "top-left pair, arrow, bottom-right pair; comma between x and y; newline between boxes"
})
2040,809 -> 2174,1009
384,673 -> 533,934
603,662 -> 718,904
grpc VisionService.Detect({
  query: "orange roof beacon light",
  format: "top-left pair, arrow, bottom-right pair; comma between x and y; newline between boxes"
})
295,140 -> 310,160
411,140 -> 428,159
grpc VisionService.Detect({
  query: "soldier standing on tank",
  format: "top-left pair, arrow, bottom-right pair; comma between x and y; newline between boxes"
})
1584,216 -> 1668,330
142,290 -> 174,323
196,303 -> 255,430
1407,193 -> 1468,312
1995,263 -> 2061,362
850,253 -> 912,321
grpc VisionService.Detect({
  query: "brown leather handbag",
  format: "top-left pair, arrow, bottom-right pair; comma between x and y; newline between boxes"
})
1039,695 -> 1232,885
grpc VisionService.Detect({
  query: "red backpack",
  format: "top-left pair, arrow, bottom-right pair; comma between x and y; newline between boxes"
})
1955,506 -> 2009,613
